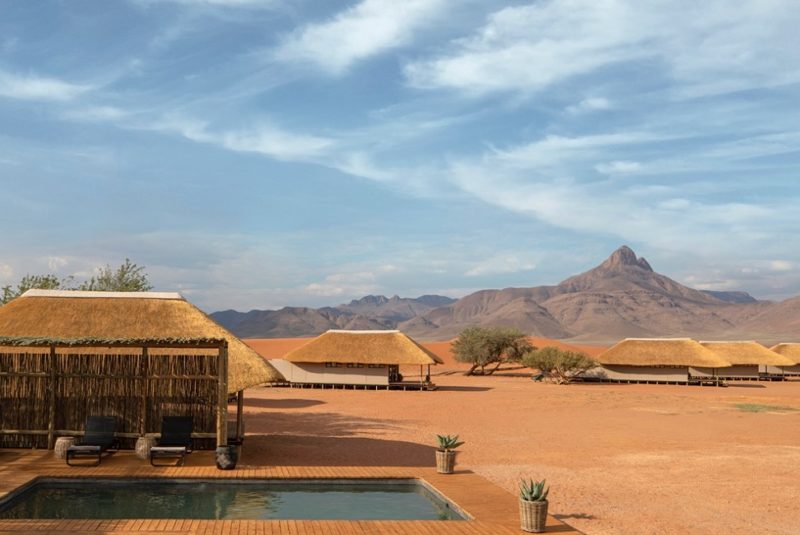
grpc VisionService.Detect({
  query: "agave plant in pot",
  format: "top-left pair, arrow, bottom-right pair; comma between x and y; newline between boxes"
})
519,478 -> 549,533
435,434 -> 464,474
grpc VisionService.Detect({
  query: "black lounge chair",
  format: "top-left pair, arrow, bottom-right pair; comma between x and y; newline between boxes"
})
150,416 -> 193,466
66,416 -> 118,466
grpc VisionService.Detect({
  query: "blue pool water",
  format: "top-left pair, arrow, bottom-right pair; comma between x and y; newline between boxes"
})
0,478 -> 466,520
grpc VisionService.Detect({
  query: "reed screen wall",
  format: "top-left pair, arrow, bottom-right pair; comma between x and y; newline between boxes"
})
0,344 -> 222,450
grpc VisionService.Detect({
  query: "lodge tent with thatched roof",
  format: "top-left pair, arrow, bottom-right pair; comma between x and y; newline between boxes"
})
768,343 -> 800,376
0,290 -> 283,450
699,341 -> 795,380
596,338 -> 731,384
271,329 -> 443,389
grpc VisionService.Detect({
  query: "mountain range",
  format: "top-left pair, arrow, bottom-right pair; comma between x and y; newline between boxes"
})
211,246 -> 799,344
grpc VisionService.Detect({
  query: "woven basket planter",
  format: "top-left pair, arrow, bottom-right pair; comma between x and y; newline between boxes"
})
435,449 -> 457,474
519,498 -> 548,533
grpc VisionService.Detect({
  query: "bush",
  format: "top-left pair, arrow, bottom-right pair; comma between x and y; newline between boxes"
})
522,346 -> 596,384
452,326 -> 533,376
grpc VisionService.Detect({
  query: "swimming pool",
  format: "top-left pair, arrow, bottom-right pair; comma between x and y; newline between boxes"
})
0,478 -> 467,520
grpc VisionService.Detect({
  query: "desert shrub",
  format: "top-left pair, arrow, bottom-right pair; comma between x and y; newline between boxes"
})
523,346 -> 596,384
452,326 -> 533,376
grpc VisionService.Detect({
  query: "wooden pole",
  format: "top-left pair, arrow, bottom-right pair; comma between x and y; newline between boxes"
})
236,390 -> 244,442
140,347 -> 149,436
216,342 -> 229,447
46,346 -> 57,449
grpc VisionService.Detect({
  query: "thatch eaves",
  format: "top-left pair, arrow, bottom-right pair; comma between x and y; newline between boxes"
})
699,341 -> 795,366
769,343 -> 800,365
0,290 -> 284,391
283,329 -> 444,365
597,338 -> 730,368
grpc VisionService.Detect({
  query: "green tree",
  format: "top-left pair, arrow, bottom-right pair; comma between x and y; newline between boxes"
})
78,258 -> 153,292
452,326 -> 534,376
1,274 -> 71,305
1,259 -> 153,305
522,346 -> 597,384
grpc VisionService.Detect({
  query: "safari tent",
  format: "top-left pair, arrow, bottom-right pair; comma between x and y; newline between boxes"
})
0,290 -> 283,449
767,343 -> 800,376
596,338 -> 731,384
699,341 -> 795,380
272,329 -> 443,389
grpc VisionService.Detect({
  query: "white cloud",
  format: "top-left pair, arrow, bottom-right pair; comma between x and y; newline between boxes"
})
405,1 -> 800,96
273,0 -> 447,74
0,70 -> 91,101
60,106 -> 128,122
566,97 -> 612,115
305,271 -> 378,297
465,255 -> 536,277
155,116 -> 333,160
770,260 -> 793,272
47,257 -> 69,271
0,263 -> 13,280
595,160 -> 642,175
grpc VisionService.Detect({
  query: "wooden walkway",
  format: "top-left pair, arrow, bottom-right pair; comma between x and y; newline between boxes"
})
0,450 -> 576,534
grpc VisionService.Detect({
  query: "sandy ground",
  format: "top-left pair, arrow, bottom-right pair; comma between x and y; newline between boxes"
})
242,339 -> 800,534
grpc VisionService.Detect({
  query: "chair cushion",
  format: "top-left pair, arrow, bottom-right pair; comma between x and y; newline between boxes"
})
68,445 -> 101,452
151,446 -> 187,454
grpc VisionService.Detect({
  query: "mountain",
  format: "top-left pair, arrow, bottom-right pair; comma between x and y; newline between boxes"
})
212,246 -> 799,344
211,295 -> 455,338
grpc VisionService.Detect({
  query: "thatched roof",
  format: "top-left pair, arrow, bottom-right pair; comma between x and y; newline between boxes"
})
769,343 -> 800,364
0,290 -> 283,391
699,341 -> 795,366
282,330 -> 444,365
597,338 -> 730,368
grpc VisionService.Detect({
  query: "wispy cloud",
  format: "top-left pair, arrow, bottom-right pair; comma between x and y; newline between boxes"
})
405,1 -> 800,97
273,0 -> 447,74
465,255 -> 537,277
60,106 -> 129,122
154,116 -> 333,160
0,70 -> 91,101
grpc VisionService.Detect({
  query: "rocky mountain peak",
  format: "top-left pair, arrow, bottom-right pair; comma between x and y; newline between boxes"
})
601,245 -> 653,272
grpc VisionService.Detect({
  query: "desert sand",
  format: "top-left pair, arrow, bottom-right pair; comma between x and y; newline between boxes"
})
243,338 -> 800,534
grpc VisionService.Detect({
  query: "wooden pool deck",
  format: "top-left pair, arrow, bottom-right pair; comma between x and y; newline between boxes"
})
0,449 -> 576,534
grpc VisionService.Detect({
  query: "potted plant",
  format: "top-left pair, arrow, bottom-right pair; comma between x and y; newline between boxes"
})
435,434 -> 464,474
519,478 -> 549,533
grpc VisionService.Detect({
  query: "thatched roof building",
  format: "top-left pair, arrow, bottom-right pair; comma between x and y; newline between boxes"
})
283,330 -> 444,365
0,290 -> 282,391
597,338 -> 730,368
699,341 -> 794,366
769,343 -> 800,364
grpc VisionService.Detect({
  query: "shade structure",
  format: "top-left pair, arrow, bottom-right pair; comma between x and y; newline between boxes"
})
769,343 -> 800,364
283,329 -> 444,365
597,338 -> 730,368
0,290 -> 283,392
699,341 -> 795,366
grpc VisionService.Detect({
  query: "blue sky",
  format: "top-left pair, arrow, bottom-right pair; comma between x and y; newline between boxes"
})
1,0 -> 799,311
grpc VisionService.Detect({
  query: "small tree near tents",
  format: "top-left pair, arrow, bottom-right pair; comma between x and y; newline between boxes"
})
452,326 -> 534,376
523,346 -> 596,384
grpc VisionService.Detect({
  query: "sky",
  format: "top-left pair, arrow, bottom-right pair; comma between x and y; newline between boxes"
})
1,0 -> 799,312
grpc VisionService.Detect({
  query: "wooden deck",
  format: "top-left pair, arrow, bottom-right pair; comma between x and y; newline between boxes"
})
0,450 -> 576,534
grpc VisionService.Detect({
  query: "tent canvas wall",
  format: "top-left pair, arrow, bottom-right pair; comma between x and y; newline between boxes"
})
699,341 -> 794,380
767,343 -> 800,376
275,329 -> 443,387
597,338 -> 730,383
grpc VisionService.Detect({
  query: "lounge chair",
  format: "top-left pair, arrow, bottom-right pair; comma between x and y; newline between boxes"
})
66,416 -> 118,466
150,416 -> 193,466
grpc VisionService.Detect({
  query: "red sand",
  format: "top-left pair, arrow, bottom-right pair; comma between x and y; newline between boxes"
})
244,338 -> 800,534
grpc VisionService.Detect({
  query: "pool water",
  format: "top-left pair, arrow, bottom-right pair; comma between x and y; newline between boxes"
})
0,479 -> 466,520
